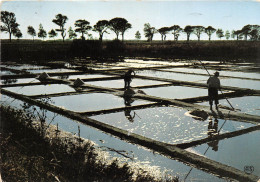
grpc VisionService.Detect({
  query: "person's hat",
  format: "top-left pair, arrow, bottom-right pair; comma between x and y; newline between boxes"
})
214,71 -> 219,76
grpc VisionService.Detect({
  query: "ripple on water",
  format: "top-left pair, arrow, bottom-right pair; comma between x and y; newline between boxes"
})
91,106 -> 254,145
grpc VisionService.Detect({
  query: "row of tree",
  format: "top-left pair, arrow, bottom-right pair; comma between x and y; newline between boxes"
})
1,11 -> 260,42
1,11 -> 132,42
144,24 -> 260,42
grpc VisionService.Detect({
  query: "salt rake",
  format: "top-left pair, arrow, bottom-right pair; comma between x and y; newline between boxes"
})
198,60 -> 235,111
184,111 -> 230,181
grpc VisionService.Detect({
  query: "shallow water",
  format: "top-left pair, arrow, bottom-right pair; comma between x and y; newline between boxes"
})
0,70 -> 16,75
3,84 -> 76,96
49,93 -> 151,112
200,96 -> 260,116
1,60 -> 260,180
0,95 -> 224,181
220,78 -> 260,90
124,59 -> 187,66
189,130 -> 260,176
149,68 -> 260,90
91,107 -> 254,144
27,68 -> 78,73
93,66 -> 127,70
4,64 -> 50,70
104,62 -> 163,68
137,70 -> 209,83
86,78 -> 168,89
1,78 -> 40,85
161,67 -> 260,79
68,74 -> 112,80
140,85 -> 208,99
53,74 -> 112,80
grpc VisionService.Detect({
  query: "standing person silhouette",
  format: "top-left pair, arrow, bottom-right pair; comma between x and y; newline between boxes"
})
123,89 -> 136,122
124,69 -> 135,89
207,71 -> 220,110
207,117 -> 219,151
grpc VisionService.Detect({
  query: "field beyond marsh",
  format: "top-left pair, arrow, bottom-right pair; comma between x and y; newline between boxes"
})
1,40 -> 260,63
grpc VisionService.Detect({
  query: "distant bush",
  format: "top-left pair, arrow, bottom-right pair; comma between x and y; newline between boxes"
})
101,40 -> 126,62
105,39 -> 126,54
69,39 -> 102,60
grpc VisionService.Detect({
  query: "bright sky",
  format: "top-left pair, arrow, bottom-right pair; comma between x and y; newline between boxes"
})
1,0 -> 260,40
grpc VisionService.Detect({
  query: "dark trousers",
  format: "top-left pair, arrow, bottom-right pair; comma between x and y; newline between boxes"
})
124,78 -> 131,88
208,87 -> 219,106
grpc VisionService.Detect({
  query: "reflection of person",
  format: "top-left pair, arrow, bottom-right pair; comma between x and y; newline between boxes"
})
207,117 -> 219,151
124,69 -> 135,89
124,108 -> 136,122
123,90 -> 136,122
207,72 -> 220,110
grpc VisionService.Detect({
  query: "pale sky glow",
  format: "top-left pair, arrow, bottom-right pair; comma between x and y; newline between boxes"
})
1,0 -> 259,40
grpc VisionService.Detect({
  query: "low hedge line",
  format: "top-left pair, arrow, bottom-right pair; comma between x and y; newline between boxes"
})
2,40 -> 259,63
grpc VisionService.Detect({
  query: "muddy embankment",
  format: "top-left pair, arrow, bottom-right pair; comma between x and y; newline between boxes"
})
0,105 -> 179,182
1,40 -> 260,63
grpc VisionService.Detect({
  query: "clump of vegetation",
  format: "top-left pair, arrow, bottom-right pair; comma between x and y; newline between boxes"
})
69,39 -> 102,61
0,105 -> 179,182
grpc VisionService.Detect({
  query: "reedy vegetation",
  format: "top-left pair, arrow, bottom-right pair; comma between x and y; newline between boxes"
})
0,103 -> 179,182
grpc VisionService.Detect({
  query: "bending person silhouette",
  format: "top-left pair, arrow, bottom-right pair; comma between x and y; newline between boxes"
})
207,71 -> 220,110
123,89 -> 136,122
124,69 -> 135,89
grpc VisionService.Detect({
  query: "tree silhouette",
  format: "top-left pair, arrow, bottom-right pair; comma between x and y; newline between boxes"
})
14,28 -> 22,40
27,26 -> 36,41
171,25 -> 182,41
143,23 -> 157,42
232,30 -> 242,40
93,20 -> 109,41
205,26 -> 216,41
184,25 -> 194,42
241,25 -> 251,40
158,27 -> 170,41
75,19 -> 91,40
48,29 -> 57,40
216,29 -> 224,40
249,29 -> 258,41
108,18 -> 121,40
52,14 -> 68,42
0,11 -> 20,42
225,30 -> 230,40
248,25 -> 260,41
68,26 -> 77,40
119,19 -> 132,41
193,26 -> 205,41
38,24 -> 47,40
109,17 -> 132,41
240,25 -> 260,41
135,31 -> 141,40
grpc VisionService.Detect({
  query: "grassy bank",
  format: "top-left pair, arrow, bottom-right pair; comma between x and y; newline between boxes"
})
0,105 -> 179,182
1,39 -> 259,63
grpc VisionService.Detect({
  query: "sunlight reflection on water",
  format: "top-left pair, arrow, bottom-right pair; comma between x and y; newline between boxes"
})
91,106 -> 254,144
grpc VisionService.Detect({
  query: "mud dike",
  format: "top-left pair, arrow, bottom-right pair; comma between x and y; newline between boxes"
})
1,60 -> 260,181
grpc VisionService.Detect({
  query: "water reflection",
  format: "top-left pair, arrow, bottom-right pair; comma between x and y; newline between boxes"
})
0,95 -> 226,181
207,117 -> 219,151
57,75 -> 70,79
123,89 -> 136,122
1,78 -> 18,85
